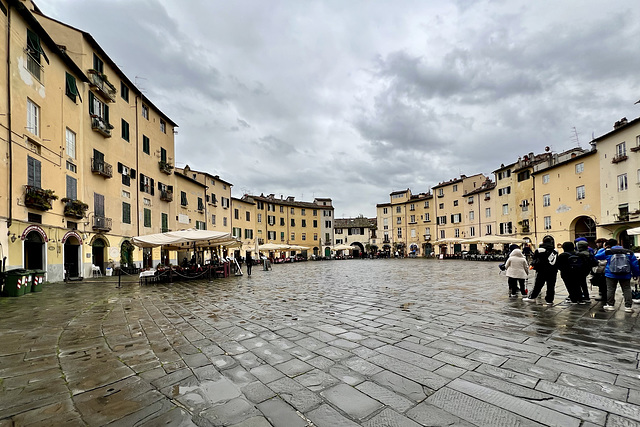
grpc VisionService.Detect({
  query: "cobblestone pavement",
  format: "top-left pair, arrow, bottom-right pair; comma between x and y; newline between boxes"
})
2,259 -> 640,426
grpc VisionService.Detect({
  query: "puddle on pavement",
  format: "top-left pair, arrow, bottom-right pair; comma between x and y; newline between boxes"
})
172,377 -> 242,410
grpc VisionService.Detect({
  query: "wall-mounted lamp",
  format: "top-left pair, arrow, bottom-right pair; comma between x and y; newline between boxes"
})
10,234 -> 17,243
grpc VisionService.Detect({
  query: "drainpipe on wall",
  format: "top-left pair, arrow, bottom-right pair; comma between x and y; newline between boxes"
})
532,177 -> 538,246
7,5 -> 12,230
135,96 -> 140,238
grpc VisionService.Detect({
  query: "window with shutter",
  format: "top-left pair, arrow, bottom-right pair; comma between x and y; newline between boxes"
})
27,156 -> 41,188
65,72 -> 82,102
94,193 -> 105,217
66,175 -> 77,200
122,202 -> 131,224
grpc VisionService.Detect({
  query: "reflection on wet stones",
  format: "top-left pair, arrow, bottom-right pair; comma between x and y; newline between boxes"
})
4,259 -> 640,425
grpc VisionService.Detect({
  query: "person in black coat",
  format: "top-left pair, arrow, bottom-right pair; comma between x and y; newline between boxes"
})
524,236 -> 558,304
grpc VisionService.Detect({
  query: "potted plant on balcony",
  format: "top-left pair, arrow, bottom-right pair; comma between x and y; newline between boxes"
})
61,198 -> 89,219
24,187 -> 58,211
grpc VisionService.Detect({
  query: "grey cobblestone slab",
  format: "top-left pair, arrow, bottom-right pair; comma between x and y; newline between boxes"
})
536,380 -> 640,421
466,349 -> 508,366
251,345 -> 294,365
473,363 -> 540,388
535,357 -> 617,384
426,387 -> 546,427
222,365 -> 258,388
367,354 -> 450,390
556,373 -> 629,401
501,358 -> 560,381
249,364 -> 286,383
460,371 -> 549,400
294,368 -> 340,391
198,396 -> 260,426
274,358 -> 314,377
306,403 -> 361,427
376,344 -> 445,371
256,397 -> 307,427
432,351 -> 481,371
370,370 -> 427,402
448,378 -> 580,427
607,414 -> 640,427
343,356 -> 385,376
395,340 -> 441,357
362,408 -> 422,427
313,345 -> 352,360
267,377 -> 323,412
446,335 -> 541,363
406,401 -> 476,426
355,381 -> 414,412
328,364 -> 365,386
451,330 -> 551,356
321,383 -> 383,420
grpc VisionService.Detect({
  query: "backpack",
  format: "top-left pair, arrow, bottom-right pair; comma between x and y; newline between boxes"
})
609,253 -> 631,274
566,253 -> 585,273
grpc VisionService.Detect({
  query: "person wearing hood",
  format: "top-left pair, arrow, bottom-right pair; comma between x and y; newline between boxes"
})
524,235 -> 558,304
505,248 -> 529,297
595,239 -> 640,312
556,241 -> 588,304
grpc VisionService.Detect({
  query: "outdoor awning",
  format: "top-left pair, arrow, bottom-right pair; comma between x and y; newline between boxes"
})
132,229 -> 237,249
627,227 -> 640,236
331,244 -> 354,251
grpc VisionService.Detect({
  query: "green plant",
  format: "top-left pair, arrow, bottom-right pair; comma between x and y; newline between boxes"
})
61,198 -> 88,219
25,187 -> 58,211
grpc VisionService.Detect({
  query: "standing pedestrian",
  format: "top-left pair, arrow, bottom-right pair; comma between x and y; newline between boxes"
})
505,249 -> 529,297
595,239 -> 640,312
524,235 -> 558,304
591,238 -> 608,301
575,240 -> 597,300
555,241 -> 587,304
246,255 -> 252,276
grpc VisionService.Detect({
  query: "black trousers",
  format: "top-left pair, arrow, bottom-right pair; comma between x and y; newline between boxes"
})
529,269 -> 557,303
508,277 -> 526,295
561,273 -> 584,302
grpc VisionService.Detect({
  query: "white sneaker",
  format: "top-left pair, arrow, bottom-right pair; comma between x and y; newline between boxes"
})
625,307 -> 633,313
523,297 -> 535,302
603,305 -> 615,311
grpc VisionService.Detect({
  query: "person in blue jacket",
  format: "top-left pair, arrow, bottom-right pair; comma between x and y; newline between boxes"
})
594,238 -> 640,312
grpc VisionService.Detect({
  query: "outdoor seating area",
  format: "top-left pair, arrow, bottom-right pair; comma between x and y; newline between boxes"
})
137,262 -> 231,285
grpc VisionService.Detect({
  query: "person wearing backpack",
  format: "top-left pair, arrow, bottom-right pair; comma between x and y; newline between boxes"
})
595,238 -> 640,312
556,241 -> 587,304
505,248 -> 529,297
575,240 -> 597,300
524,235 -> 559,304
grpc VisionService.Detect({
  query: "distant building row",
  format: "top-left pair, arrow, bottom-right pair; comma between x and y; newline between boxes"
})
374,117 -> 640,256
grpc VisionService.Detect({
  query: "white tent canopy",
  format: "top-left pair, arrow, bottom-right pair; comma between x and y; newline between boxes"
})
332,244 -> 354,251
627,227 -> 640,236
132,229 -> 237,249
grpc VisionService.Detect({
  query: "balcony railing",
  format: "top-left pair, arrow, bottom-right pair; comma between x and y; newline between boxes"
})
91,158 -> 113,178
484,196 -> 491,201
160,190 -> 173,202
383,238 -> 390,243
159,161 -> 174,175
91,116 -> 113,137
88,69 -> 116,101
24,186 -> 58,211
612,154 -> 628,164
92,216 -> 112,232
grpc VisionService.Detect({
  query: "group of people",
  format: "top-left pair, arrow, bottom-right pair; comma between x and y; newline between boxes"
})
503,235 -> 639,312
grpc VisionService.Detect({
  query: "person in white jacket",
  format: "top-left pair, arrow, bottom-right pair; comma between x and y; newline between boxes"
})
505,249 -> 529,297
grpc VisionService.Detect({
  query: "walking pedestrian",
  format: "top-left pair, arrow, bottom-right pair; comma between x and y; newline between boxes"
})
555,241 -> 587,304
247,256 -> 252,276
505,249 -> 529,297
595,239 -> 640,312
524,235 -> 558,304
591,238 -> 608,301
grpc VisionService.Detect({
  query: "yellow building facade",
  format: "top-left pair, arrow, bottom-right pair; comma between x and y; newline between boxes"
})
593,117 -> 640,248
1,1 -> 178,281
531,148 -> 600,246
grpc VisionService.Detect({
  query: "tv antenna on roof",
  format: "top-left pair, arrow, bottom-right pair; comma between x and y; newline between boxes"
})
571,127 -> 581,148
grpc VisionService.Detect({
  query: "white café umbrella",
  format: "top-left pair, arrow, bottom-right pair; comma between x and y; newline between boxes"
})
332,243 -> 354,251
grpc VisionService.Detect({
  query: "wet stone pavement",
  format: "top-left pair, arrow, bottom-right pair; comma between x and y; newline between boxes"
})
1,260 -> 640,426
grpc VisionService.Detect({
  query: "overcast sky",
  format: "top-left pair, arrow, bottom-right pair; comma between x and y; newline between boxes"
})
37,0 -> 640,218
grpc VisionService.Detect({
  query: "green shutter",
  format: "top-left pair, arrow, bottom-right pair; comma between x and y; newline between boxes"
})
26,29 -> 49,64
65,72 -> 82,102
